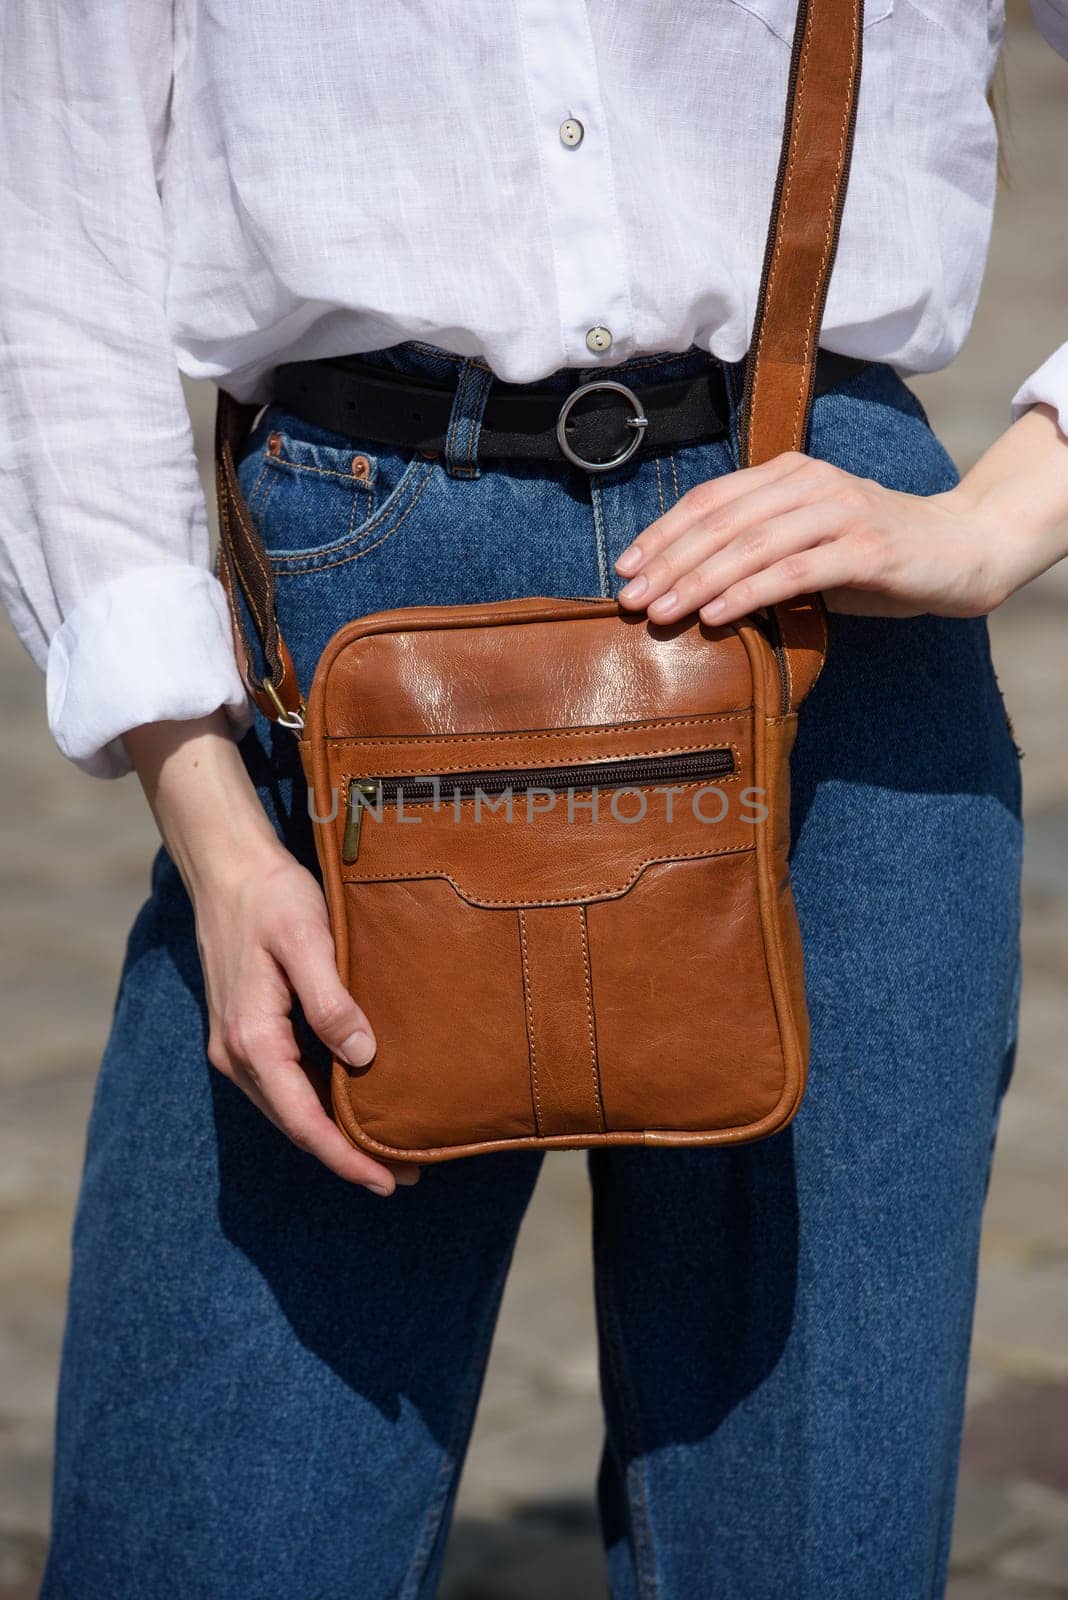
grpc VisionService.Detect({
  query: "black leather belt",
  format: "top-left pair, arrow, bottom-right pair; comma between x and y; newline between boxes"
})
272,349 -> 870,474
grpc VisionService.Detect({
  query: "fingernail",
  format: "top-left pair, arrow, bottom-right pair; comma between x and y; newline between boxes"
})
367,1182 -> 392,1198
615,544 -> 642,575
701,598 -> 726,621
648,589 -> 677,618
339,1030 -> 375,1067
619,574 -> 648,603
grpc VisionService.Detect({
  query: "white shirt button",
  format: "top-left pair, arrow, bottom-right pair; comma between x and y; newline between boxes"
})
559,118 -> 584,149
585,325 -> 613,354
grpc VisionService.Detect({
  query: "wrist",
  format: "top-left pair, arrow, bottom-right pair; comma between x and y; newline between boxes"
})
941,404 -> 1068,607
936,482 -> 1018,611
124,712 -> 287,899
178,795 -> 287,903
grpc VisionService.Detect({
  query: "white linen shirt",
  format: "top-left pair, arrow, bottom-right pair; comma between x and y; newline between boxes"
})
1,0 -> 1067,777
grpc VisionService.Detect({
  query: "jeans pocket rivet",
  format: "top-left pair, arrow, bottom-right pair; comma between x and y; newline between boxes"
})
351,454 -> 372,481
267,431 -> 282,456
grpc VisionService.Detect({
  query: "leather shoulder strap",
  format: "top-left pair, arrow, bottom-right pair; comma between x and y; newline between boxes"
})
215,387 -> 305,723
739,0 -> 864,466
737,0 -> 864,711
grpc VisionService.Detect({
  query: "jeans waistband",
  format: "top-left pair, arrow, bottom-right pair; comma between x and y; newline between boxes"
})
349,338 -> 746,396
269,340 -> 874,481
272,339 -> 759,480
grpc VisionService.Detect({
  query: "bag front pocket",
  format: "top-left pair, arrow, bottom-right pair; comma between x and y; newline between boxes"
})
320,713 -> 797,1158
329,715 -> 754,905
236,404 -> 431,571
332,832 -> 790,1158
340,744 -> 738,865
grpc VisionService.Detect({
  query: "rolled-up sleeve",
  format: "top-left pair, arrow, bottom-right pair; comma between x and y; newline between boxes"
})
0,1 -> 251,779
1010,5 -> 1068,436
1011,342 -> 1068,438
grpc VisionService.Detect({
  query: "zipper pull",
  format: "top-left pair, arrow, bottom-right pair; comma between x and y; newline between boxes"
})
342,779 -> 380,864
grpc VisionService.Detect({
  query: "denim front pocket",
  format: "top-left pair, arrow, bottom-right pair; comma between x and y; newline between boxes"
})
236,404 -> 433,573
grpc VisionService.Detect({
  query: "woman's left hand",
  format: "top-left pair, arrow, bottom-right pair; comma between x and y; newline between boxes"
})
615,451 -> 1010,626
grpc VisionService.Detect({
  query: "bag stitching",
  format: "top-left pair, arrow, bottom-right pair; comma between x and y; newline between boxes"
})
219,464 -> 282,683
340,839 -> 754,907
517,909 -> 544,1136
342,768 -> 741,802
748,25 -> 811,446
792,25 -> 857,439
326,714 -> 750,750
222,451 -> 275,646
748,12 -> 856,453
578,905 -> 606,1132
340,745 -> 741,784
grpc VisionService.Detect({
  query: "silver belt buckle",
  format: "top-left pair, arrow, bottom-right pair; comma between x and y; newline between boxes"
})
555,379 -> 649,473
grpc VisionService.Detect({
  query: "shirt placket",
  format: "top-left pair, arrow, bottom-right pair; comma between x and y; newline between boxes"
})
513,0 -> 635,368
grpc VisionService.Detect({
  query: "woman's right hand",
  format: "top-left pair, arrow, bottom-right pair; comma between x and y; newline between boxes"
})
123,711 -> 420,1195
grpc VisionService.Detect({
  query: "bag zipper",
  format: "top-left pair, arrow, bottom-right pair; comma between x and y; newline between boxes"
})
762,609 -> 792,717
341,746 -> 735,863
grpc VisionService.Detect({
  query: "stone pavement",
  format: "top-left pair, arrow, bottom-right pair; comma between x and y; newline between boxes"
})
1,9 -> 1065,1596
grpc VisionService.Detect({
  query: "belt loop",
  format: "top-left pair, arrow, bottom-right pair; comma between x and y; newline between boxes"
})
444,357 -> 494,480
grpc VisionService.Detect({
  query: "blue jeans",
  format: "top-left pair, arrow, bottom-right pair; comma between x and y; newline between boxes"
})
42,343 -> 1023,1599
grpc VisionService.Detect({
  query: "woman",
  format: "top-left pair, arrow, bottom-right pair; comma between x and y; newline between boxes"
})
2,2 -> 1066,1596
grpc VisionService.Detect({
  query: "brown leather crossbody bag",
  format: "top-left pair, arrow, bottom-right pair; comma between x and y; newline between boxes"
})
214,0 -> 863,1163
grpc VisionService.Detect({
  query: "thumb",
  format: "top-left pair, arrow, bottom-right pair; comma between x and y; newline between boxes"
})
269,915 -> 376,1067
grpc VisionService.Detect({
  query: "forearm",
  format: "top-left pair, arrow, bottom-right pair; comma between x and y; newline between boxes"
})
948,402 -> 1068,603
122,712 -> 283,897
